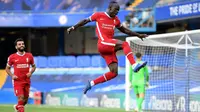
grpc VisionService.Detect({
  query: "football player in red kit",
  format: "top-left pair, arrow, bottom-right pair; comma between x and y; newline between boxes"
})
67,1 -> 148,94
5,38 -> 36,112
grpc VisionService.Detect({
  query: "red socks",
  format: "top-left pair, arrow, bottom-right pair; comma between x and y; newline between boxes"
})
93,72 -> 117,85
17,100 -> 24,112
122,42 -> 135,65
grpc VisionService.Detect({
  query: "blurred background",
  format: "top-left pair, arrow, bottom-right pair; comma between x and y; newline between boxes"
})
0,0 -> 200,111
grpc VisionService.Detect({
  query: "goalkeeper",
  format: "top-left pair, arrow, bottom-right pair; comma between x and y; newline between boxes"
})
129,52 -> 149,112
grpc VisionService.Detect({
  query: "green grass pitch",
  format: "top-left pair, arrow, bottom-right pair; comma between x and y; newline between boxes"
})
0,105 -> 126,112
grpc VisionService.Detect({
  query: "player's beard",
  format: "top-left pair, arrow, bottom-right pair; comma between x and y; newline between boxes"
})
17,47 -> 25,52
111,13 -> 117,17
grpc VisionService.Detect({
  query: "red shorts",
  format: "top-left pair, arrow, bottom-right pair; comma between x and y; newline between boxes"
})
98,39 -> 118,65
13,81 -> 30,97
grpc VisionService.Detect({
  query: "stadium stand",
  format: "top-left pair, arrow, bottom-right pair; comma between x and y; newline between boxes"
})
126,0 -> 198,9
91,55 -> 107,68
33,54 -> 177,68
0,0 -> 110,12
0,0 -> 197,12
36,56 -> 48,68
59,56 -> 76,68
136,0 -> 159,8
156,0 -> 198,7
76,55 -> 91,68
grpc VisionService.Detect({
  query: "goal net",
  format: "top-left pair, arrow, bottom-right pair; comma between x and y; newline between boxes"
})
125,30 -> 200,112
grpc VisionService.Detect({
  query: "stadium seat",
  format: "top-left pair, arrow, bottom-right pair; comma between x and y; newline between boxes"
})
136,0 -> 158,8
118,55 -> 125,67
47,56 -> 60,68
59,56 -> 76,68
77,56 -> 91,68
91,55 -> 101,67
37,56 -> 48,68
91,55 -> 107,68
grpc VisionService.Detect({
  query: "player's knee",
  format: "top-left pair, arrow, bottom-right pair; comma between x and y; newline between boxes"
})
114,44 -> 123,52
23,98 -> 28,105
23,101 -> 27,105
110,72 -> 118,79
18,96 -> 24,101
24,100 -> 28,105
114,70 -> 118,75
108,63 -> 118,76
110,69 -> 118,76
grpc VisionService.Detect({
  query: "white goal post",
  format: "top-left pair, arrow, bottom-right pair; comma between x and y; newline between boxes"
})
125,29 -> 200,112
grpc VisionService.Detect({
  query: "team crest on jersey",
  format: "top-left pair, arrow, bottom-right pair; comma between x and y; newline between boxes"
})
26,58 -> 29,62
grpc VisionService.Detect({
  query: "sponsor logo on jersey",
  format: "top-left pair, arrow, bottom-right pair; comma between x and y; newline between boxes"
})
100,18 -> 104,20
16,64 -> 29,68
102,23 -> 115,30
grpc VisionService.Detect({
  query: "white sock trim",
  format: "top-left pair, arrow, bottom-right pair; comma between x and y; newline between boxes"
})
126,52 -> 132,57
17,105 -> 24,108
90,81 -> 95,86
103,74 -> 107,81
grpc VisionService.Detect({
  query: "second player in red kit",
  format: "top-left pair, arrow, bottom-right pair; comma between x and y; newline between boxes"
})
67,1 -> 148,94
5,38 -> 36,112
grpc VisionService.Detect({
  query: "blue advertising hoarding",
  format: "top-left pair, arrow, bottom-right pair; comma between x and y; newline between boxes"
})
156,1 -> 200,22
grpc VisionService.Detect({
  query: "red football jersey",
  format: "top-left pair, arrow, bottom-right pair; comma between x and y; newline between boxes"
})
89,12 -> 122,41
7,52 -> 34,82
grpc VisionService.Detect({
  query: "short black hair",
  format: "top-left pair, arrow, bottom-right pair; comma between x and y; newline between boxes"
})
109,1 -> 118,8
135,52 -> 142,58
14,38 -> 24,46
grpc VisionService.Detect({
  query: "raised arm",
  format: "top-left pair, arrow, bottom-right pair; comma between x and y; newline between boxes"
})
117,25 -> 148,41
67,12 -> 100,34
67,18 -> 91,34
